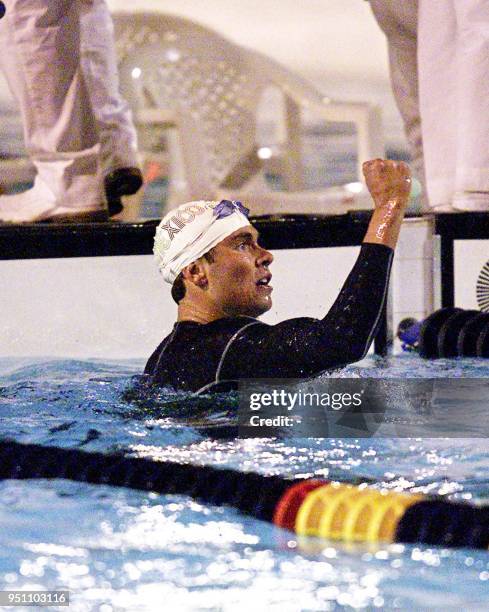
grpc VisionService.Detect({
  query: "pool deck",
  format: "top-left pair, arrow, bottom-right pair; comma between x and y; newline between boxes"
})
0,212 -> 376,259
0,211 -> 487,260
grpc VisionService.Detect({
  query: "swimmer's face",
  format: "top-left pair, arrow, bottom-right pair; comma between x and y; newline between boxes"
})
203,226 -> 274,317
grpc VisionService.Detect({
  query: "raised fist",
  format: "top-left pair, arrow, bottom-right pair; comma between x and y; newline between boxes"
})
362,159 -> 411,208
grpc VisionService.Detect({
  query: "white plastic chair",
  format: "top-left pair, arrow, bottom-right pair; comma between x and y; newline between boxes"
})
113,12 -> 384,216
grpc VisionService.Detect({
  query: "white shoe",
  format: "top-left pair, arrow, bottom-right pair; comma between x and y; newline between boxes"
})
0,164 -> 108,223
452,191 -> 489,212
0,188 -> 107,223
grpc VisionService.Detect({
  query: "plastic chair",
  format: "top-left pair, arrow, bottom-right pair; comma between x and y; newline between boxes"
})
113,12 -> 384,216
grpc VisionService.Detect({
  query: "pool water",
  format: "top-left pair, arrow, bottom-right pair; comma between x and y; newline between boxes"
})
0,354 -> 489,611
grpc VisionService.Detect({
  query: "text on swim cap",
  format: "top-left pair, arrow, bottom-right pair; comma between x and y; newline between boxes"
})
157,202 -> 217,248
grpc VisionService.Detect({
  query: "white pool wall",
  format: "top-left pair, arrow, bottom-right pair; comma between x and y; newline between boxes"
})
3,218 -> 487,359
1,247 -> 359,359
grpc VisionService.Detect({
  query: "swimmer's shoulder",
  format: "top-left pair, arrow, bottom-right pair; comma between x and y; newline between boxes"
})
144,317 -> 267,375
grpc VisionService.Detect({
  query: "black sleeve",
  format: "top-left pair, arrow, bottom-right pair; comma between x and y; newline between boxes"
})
219,243 -> 393,379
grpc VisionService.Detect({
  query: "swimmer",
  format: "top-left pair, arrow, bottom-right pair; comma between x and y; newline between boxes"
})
146,159 -> 411,392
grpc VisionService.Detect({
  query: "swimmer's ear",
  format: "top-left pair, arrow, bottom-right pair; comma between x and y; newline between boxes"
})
182,261 -> 208,288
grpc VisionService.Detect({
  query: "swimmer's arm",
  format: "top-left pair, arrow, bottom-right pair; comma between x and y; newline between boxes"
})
219,160 -> 410,378
219,242 -> 393,378
362,159 -> 411,249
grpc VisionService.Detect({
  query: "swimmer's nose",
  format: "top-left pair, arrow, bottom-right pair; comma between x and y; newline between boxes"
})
257,247 -> 273,267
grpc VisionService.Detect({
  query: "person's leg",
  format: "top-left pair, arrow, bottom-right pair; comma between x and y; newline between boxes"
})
0,0 -> 105,222
369,0 -> 426,207
451,0 -> 489,211
418,0 -> 458,210
78,0 -> 142,215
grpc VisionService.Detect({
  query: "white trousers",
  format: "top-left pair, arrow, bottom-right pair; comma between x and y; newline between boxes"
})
370,0 -> 423,176
368,0 -> 425,199
0,0 -> 138,208
78,0 -> 138,174
419,0 -> 489,209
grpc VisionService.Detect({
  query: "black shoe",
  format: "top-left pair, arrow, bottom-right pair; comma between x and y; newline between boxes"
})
104,167 -> 143,217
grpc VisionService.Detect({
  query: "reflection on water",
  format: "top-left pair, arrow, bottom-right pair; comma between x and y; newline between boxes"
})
1,479 -> 489,611
0,354 -> 488,609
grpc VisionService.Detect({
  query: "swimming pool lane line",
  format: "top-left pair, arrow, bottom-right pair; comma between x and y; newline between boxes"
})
0,440 -> 487,550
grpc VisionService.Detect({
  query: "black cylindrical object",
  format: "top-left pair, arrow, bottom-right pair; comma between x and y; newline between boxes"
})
395,499 -> 489,549
437,310 -> 480,358
457,312 -> 489,357
476,321 -> 489,357
418,307 -> 461,358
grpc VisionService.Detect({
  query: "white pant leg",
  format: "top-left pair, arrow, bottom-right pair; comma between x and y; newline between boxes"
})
0,0 -> 103,210
79,0 -> 139,175
418,0 -> 458,208
369,1 -> 425,199
453,0 -> 489,206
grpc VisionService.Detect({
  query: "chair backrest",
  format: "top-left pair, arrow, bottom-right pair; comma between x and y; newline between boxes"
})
114,12 -> 270,202
114,12 -> 384,211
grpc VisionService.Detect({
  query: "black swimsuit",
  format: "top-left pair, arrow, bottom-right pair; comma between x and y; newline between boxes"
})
145,243 -> 393,392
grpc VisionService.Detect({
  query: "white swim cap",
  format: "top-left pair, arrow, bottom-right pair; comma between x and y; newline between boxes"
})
154,199 -> 251,284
